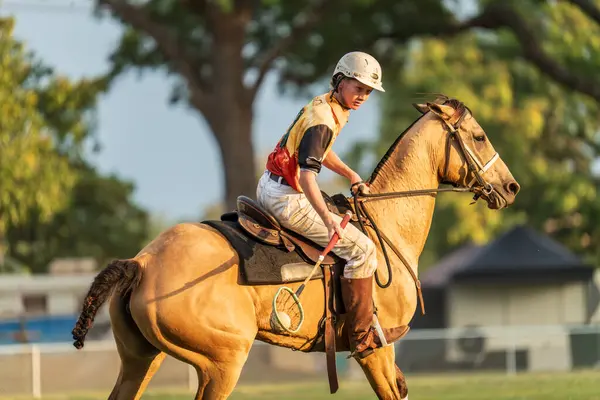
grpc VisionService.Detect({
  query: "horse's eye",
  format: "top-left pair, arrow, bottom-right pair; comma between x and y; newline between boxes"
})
474,135 -> 486,142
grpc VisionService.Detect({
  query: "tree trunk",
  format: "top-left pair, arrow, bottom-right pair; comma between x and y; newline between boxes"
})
205,98 -> 257,211
198,10 -> 257,211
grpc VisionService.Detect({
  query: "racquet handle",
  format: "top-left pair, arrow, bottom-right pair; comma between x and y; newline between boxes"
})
322,211 -> 352,255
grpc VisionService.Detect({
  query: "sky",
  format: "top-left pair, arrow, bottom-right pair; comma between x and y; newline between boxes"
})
0,1 -> 381,222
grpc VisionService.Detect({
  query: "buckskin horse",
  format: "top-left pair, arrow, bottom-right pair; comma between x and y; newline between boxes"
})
72,97 -> 520,400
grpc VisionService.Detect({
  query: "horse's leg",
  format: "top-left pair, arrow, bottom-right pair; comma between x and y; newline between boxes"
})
108,293 -> 166,400
354,345 -> 409,400
195,344 -> 253,400
139,293 -> 257,399
108,346 -> 166,400
151,335 -> 253,400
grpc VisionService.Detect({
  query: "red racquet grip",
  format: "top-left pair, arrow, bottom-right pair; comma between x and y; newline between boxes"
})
322,211 -> 352,255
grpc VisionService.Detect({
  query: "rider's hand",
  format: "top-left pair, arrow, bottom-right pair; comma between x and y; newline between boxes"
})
351,181 -> 370,195
324,218 -> 345,241
350,173 -> 363,186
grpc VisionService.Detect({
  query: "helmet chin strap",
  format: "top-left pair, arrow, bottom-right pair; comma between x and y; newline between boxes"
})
333,92 -> 352,110
331,78 -> 352,110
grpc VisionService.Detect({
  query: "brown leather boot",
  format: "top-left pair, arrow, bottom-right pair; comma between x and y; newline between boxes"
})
341,275 -> 410,359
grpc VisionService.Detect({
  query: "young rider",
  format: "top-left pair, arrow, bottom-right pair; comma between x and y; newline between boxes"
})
256,51 -> 407,358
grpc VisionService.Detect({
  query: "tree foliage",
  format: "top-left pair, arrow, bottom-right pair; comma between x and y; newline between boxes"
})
348,0 -> 600,267
94,0 -> 457,209
95,0 -> 600,213
6,166 -> 150,273
0,17 -> 106,237
0,16 -> 150,273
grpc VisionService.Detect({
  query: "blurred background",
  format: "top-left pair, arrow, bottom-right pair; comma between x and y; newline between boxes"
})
0,0 -> 599,398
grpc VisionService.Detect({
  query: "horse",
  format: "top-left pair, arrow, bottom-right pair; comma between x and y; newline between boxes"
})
71,96 -> 520,400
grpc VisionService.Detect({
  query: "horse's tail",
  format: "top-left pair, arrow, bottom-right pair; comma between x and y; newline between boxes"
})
72,259 -> 142,349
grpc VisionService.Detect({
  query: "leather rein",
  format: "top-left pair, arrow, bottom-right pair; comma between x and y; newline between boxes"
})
351,108 -> 502,315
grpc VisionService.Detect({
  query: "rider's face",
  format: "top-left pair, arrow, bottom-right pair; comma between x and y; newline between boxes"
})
338,79 -> 373,110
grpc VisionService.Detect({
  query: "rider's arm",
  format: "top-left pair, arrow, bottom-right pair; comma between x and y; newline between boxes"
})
299,171 -> 343,239
296,125 -> 344,238
322,150 -> 362,184
297,124 -> 333,224
299,170 -> 332,226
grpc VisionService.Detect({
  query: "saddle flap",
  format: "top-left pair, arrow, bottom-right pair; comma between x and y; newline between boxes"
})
281,231 -> 338,265
237,195 -> 281,230
281,262 -> 324,282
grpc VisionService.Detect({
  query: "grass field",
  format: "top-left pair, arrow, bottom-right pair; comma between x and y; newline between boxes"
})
3,370 -> 599,400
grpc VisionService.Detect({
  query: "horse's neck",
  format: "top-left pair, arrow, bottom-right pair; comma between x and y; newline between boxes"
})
366,116 -> 442,316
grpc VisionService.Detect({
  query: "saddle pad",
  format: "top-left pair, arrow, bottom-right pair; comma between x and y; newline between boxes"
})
202,220 -> 324,285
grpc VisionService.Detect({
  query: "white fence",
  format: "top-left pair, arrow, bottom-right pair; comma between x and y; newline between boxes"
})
396,324 -> 600,375
1,324 -> 599,398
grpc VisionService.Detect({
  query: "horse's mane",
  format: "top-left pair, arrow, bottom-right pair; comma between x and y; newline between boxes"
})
367,94 -> 469,184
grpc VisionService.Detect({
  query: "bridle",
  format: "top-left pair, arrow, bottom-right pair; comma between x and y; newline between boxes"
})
351,105 -> 503,315
439,109 -> 501,201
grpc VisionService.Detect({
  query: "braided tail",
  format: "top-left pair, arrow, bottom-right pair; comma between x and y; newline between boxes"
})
72,259 -> 142,349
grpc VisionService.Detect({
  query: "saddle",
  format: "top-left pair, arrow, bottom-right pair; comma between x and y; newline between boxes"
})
205,193 -> 355,394
235,195 -> 340,264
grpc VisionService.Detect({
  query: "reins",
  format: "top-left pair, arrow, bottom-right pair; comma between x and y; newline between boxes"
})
352,184 -> 472,315
350,103 -> 502,316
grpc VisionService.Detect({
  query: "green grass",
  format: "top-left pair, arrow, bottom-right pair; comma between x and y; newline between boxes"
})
3,370 -> 600,400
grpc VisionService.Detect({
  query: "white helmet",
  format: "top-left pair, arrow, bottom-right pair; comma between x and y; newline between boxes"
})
332,51 -> 385,92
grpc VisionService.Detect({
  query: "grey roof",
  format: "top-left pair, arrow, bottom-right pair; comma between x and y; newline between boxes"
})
421,225 -> 594,286
420,243 -> 480,288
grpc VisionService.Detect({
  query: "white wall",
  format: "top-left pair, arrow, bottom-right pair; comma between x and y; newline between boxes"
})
0,274 -> 100,318
445,281 -> 587,371
448,281 -> 586,328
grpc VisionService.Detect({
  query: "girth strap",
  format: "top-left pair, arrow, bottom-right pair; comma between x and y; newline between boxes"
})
323,265 -> 338,393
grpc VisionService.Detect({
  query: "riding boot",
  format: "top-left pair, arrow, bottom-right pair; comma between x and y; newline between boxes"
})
341,275 -> 410,359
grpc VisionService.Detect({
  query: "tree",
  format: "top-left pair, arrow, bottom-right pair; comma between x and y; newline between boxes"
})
6,165 -> 150,273
0,16 -> 150,273
96,0 -> 600,211
95,0 -> 456,209
349,1 -> 600,267
0,17 -> 107,242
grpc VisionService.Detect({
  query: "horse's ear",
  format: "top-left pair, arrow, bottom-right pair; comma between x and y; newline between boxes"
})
412,103 -> 429,114
427,102 -> 455,120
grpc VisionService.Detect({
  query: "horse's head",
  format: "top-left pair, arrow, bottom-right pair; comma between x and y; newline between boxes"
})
414,98 -> 519,209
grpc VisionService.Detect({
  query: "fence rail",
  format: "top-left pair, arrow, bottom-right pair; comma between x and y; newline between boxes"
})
1,324 -> 599,398
396,324 -> 600,375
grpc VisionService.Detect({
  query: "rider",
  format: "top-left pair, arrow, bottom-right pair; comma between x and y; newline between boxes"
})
256,51 -> 407,358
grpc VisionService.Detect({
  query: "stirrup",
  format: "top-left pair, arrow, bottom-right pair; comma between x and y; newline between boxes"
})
346,314 -> 390,360
347,347 -> 375,359
372,313 -> 391,347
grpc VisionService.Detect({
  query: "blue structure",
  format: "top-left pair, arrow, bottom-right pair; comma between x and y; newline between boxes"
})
0,314 -> 78,344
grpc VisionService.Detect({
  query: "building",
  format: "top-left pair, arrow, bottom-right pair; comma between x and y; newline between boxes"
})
0,259 -> 110,344
398,225 -> 600,373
